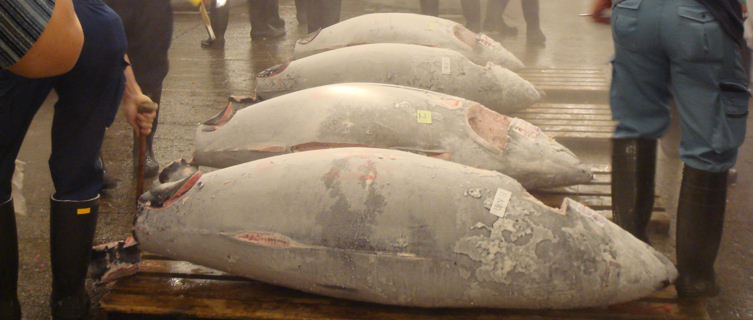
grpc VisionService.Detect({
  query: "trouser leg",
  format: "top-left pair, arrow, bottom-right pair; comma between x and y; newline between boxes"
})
419,0 -> 439,16
484,0 -> 516,34
460,0 -> 481,32
249,0 -> 285,39
306,0 -> 341,33
610,138 -> 657,242
0,199 -> 21,319
523,0 -> 545,44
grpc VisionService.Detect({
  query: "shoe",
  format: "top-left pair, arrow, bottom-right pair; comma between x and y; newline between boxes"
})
611,138 -> 656,242
527,28 -> 546,46
675,166 -> 727,298
50,196 -> 99,319
0,199 -> 21,320
200,37 -> 225,48
250,25 -> 285,40
484,20 -> 517,35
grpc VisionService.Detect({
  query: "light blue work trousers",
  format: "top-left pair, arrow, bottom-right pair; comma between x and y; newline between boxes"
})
610,0 -> 750,172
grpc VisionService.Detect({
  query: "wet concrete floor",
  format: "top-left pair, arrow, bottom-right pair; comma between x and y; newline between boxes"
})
9,0 -> 752,319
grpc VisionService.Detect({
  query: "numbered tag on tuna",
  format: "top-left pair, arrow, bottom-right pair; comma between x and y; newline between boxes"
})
417,110 -> 432,124
489,188 -> 512,218
441,57 -> 451,74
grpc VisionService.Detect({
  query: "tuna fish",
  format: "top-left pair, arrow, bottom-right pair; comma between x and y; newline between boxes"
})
294,12 -> 524,71
136,148 -> 677,309
194,83 -> 590,189
255,43 -> 542,115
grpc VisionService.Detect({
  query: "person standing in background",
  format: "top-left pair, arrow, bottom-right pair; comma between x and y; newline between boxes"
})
609,0 -> 748,298
105,0 -> 173,178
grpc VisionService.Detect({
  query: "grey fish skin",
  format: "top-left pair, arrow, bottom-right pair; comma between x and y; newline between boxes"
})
294,12 -> 524,71
255,43 -> 542,115
135,148 -> 677,309
194,83 -> 590,189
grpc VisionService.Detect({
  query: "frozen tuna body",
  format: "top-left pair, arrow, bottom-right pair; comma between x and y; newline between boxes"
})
256,43 -> 541,115
195,83 -> 589,189
136,148 -> 677,309
294,13 -> 524,71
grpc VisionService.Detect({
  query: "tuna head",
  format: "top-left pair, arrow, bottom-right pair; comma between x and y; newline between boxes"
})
486,63 -> 543,112
465,104 -> 592,188
452,24 -> 524,71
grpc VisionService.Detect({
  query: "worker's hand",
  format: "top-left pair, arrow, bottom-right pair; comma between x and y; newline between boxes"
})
124,93 -> 157,137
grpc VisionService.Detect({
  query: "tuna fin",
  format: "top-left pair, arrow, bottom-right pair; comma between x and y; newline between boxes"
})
228,94 -> 259,105
291,142 -> 367,152
297,28 -> 322,45
140,171 -> 202,208
202,101 -> 236,131
257,62 -> 289,78
159,159 -> 199,184
89,237 -> 141,285
392,147 -> 451,159
560,197 -> 607,223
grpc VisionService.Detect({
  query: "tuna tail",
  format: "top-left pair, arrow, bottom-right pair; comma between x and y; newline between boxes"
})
89,237 -> 141,285
159,158 -> 200,184
201,101 -> 236,132
140,170 -> 202,208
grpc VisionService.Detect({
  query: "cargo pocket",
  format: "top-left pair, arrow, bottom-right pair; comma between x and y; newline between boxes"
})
712,82 -> 750,152
676,6 -> 723,62
612,0 -> 642,51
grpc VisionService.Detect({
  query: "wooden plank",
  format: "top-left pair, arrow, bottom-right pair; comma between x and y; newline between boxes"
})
101,260 -> 707,320
512,102 -> 615,140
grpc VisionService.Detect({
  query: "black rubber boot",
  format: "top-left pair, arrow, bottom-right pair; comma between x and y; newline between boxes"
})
675,166 -> 727,298
0,198 -> 21,320
50,196 -> 99,320
611,138 -> 657,242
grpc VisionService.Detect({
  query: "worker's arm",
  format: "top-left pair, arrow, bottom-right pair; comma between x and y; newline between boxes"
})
6,0 -> 85,78
122,55 -> 157,137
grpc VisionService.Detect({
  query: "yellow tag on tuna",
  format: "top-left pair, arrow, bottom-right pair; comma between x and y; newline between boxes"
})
417,110 -> 432,124
77,208 -> 91,215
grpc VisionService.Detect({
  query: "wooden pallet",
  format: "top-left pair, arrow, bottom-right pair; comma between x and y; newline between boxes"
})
518,67 -> 610,104
513,103 -> 616,140
101,258 -> 708,320
531,164 -> 670,235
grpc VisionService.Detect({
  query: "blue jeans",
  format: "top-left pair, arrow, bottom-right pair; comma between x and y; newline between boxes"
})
0,0 -> 127,201
610,0 -> 750,172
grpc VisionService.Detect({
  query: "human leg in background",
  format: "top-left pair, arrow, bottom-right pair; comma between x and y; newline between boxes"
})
483,0 -> 517,35
202,0 -> 229,47
249,0 -> 285,39
306,0 -> 341,33
419,0 -> 439,17
460,0 -> 481,32
522,0 -> 545,45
